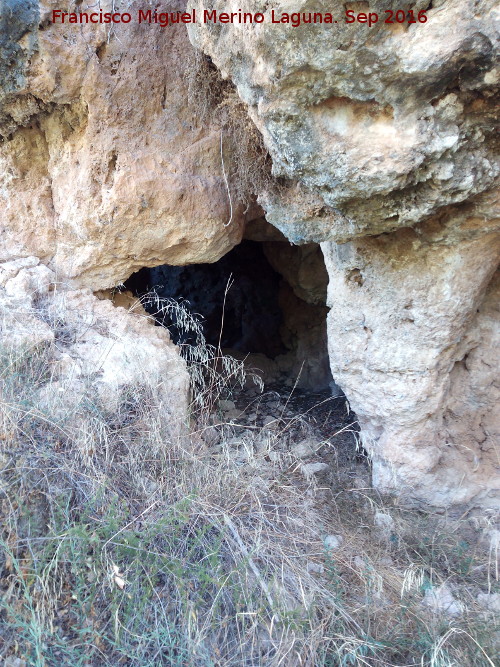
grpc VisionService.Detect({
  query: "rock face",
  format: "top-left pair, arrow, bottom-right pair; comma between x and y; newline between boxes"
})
0,257 -> 189,439
1,0 -> 499,510
189,0 -> 498,243
188,0 -> 500,509
322,208 -> 499,508
0,0 -> 245,288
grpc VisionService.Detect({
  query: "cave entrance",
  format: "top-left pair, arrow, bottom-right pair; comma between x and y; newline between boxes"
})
125,222 -> 332,390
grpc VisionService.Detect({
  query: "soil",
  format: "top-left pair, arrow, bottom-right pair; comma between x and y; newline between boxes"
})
213,383 -> 369,490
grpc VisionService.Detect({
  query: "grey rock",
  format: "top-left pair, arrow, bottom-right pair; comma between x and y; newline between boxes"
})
301,462 -> 329,478
262,415 -> 280,430
219,399 -> 236,412
307,561 -> 325,574
324,534 -> 343,550
374,512 -> 395,540
291,438 -> 320,459
477,593 -> 500,613
421,583 -> 464,617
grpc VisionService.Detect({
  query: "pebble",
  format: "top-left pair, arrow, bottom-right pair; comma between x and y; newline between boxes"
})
353,556 -> 365,570
201,425 -> 219,447
374,511 -> 395,540
262,415 -> 280,430
219,399 -> 236,412
421,583 -> 464,617
307,561 -> 325,574
324,534 -> 343,550
301,462 -> 329,478
292,438 -> 320,459
477,592 -> 500,612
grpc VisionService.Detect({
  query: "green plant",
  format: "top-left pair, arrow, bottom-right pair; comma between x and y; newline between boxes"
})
1,309 -> 498,666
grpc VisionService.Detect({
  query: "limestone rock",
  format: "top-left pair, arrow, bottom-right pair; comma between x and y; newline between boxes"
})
263,242 -> 328,305
421,583 -> 464,617
0,0 -> 245,288
322,205 -> 500,509
189,0 -> 500,510
46,289 -> 189,424
0,0 -> 498,513
292,438 -> 320,459
189,0 -> 499,242
477,593 -> 500,613
0,259 -> 189,439
301,462 -> 329,479
324,534 -> 343,551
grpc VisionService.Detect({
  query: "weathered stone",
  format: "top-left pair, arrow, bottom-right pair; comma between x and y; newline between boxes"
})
324,534 -> 343,550
263,242 -> 328,305
0,1 -> 245,288
189,0 -> 499,242
292,438 -> 320,459
421,583 -> 464,617
0,0 -> 498,512
0,260 -> 189,439
301,462 -> 329,478
323,203 -> 500,509
188,0 -> 500,509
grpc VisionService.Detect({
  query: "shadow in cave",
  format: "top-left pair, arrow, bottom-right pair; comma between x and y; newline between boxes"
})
126,241 -> 286,358
125,237 -> 334,391
125,232 -> 364,477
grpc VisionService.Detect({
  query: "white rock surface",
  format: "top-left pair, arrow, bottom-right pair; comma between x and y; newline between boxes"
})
187,0 -> 500,511
301,462 -> 329,479
0,260 -> 189,440
324,534 -> 343,551
291,438 -> 320,459
421,583 -> 464,617
477,593 -> 500,613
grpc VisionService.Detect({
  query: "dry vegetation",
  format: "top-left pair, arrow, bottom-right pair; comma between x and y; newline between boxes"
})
186,48 -> 276,213
0,297 -> 499,666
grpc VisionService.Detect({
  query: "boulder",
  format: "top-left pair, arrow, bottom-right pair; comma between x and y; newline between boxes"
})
188,0 -> 498,242
0,259 -> 189,439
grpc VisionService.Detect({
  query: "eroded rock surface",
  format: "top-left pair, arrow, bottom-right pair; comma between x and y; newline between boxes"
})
0,0 -> 244,288
322,198 -> 499,508
189,0 -> 499,242
1,0 -> 499,510
189,0 -> 500,509
0,258 -> 189,439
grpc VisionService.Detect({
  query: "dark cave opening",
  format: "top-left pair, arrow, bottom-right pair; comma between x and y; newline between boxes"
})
126,241 -> 285,357
125,231 -> 333,390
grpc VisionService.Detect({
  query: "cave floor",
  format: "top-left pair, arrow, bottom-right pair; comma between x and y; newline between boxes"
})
206,383 -> 369,493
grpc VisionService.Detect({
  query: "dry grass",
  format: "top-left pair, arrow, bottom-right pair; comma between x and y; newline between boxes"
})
186,48 -> 276,213
0,301 -> 499,666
